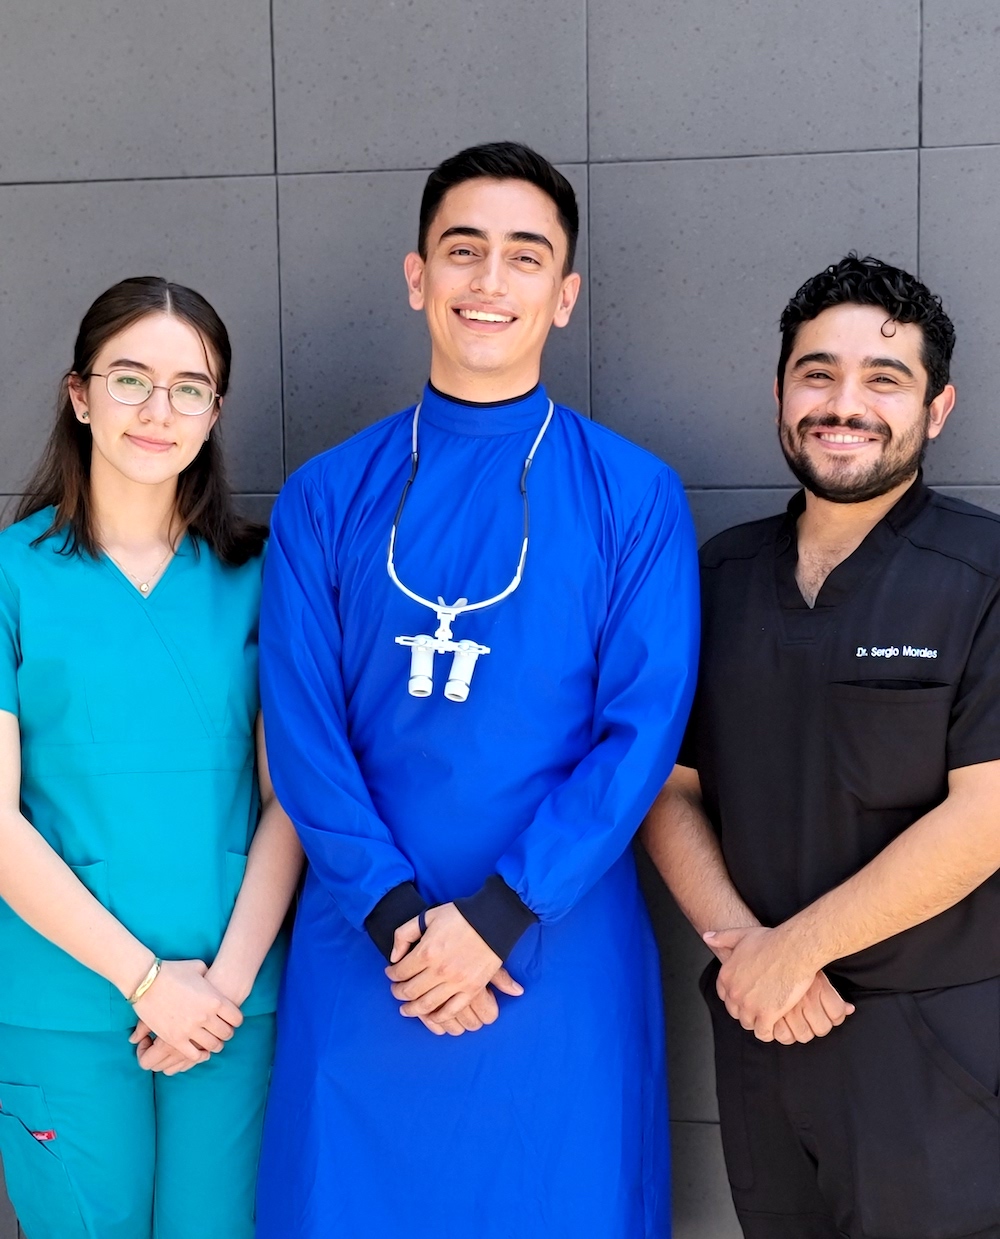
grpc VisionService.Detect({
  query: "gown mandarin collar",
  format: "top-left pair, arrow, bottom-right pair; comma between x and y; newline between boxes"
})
417,381 -> 551,437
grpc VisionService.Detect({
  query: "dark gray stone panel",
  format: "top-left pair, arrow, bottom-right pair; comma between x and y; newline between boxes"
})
272,0 -> 586,174
0,500 -> 21,532
0,3 -> 273,183
589,0 -> 919,161
279,166 -> 589,473
923,2 -> 1000,147
637,845 -> 719,1124
921,147 -> 1000,486
935,486 -> 1000,514
0,177 -> 282,494
278,169 -> 441,470
235,494 -> 277,525
549,164 -> 591,420
590,153 -> 918,487
671,1122 -> 741,1238
687,488 -> 797,545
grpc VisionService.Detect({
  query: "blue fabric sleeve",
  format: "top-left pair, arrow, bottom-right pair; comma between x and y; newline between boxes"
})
0,562 -> 21,717
259,473 -> 418,932
495,467 -> 700,923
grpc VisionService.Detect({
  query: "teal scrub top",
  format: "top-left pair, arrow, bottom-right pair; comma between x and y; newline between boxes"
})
0,508 -> 285,1032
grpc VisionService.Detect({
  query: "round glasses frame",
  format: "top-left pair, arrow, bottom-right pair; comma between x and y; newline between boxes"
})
88,369 -> 218,417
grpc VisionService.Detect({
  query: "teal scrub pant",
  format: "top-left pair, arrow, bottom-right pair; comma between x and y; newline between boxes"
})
0,1014 -> 275,1239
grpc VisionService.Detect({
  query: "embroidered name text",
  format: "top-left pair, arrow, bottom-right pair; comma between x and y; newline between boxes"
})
855,645 -> 938,659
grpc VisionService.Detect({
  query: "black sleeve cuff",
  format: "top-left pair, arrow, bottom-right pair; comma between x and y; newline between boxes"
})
364,881 -> 429,961
454,875 -> 538,963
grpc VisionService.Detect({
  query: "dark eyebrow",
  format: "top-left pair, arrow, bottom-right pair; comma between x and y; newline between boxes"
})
438,226 -> 489,245
437,225 -> 554,257
862,355 -> 915,379
174,371 -> 215,384
791,351 -> 916,381
106,359 -> 214,385
791,352 -> 837,371
506,230 -> 554,256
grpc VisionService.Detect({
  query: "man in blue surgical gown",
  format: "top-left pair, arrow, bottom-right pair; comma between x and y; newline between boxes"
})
256,141 -> 700,1238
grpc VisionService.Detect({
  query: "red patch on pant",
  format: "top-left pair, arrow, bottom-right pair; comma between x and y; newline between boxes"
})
30,1130 -> 55,1141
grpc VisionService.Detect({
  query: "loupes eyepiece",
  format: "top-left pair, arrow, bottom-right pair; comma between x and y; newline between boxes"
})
444,640 -> 483,702
407,635 -> 435,697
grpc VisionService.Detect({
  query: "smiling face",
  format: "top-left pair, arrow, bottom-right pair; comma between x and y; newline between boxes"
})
776,303 -> 956,503
403,177 -> 581,401
68,311 -> 221,495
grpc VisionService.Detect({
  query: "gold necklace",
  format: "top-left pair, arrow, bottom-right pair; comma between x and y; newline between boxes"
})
104,546 -> 173,595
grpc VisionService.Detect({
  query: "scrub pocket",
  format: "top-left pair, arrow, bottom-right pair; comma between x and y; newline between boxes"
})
827,682 -> 952,810
843,992 -> 1000,1239
0,1081 -> 88,1239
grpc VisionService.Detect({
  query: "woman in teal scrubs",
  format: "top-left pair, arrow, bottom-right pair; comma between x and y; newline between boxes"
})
0,277 -> 302,1239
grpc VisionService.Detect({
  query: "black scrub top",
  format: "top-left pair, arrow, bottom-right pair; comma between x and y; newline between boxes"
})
682,477 -> 1000,992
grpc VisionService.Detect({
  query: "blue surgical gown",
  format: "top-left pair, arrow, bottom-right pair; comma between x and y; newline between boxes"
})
256,383 -> 699,1238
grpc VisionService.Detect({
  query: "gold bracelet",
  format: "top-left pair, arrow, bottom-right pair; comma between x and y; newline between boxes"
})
127,957 -> 162,1005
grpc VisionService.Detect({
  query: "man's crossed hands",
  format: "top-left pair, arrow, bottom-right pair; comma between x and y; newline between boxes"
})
704,924 -> 855,1045
386,902 -> 523,1037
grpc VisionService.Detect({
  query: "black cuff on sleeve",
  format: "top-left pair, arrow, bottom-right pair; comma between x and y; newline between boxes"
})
454,875 -> 538,963
364,882 -> 429,961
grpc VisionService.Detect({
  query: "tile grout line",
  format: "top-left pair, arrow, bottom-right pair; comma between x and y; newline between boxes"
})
6,142 -> 1000,191
9,482 -> 1000,498
586,146 -> 925,165
268,0 -> 280,178
17,483 -> 1000,501
268,0 -> 288,483
682,481 -> 1000,493
918,0 -> 925,150
273,174 -> 287,484
917,0 -> 924,275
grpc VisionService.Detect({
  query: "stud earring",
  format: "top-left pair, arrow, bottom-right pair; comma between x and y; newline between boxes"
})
80,412 -> 89,422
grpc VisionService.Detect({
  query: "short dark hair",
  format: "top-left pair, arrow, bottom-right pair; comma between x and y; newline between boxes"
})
777,253 -> 956,403
418,141 -> 579,274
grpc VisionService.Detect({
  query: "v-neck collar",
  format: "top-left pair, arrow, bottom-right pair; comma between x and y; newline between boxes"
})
774,474 -> 932,611
99,533 -> 192,602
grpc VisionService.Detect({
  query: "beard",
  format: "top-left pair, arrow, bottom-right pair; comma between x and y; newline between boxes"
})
778,407 -> 930,504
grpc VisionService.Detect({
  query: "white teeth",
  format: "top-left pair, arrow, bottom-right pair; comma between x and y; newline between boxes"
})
459,309 -> 514,323
819,433 -> 869,443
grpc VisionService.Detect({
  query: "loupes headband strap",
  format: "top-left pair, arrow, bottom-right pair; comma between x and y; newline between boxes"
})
386,398 -> 554,702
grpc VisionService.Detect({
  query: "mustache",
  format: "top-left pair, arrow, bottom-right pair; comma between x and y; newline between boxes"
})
792,412 -> 889,439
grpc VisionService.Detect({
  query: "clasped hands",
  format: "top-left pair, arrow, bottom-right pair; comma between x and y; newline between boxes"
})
128,958 -> 245,1076
385,903 -> 523,1037
704,924 -> 855,1045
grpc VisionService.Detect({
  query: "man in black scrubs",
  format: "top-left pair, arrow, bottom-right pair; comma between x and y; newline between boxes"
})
643,254 -> 1000,1238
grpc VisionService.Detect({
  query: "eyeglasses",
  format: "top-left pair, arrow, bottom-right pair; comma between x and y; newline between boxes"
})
89,369 -> 218,417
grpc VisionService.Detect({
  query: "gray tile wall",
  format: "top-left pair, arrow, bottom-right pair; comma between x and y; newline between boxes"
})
2,2 -> 998,1235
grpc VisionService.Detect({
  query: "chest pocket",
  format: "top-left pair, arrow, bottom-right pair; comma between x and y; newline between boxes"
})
827,682 -> 953,810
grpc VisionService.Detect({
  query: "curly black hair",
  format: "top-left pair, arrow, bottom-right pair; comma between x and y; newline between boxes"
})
777,254 -> 956,403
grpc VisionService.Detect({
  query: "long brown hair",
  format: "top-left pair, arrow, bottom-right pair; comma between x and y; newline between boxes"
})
16,276 -> 266,565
